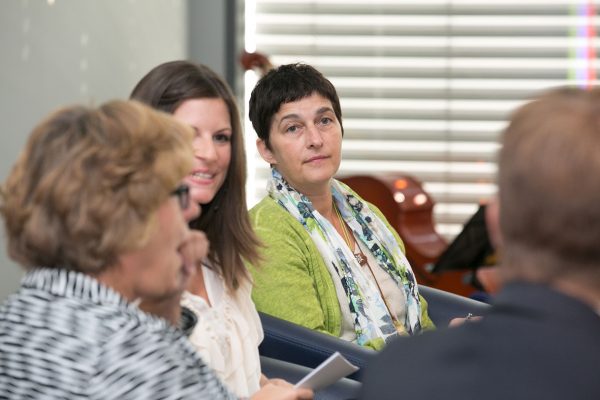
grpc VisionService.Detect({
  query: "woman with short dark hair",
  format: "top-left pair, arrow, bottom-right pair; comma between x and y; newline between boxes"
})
247,64 -> 435,350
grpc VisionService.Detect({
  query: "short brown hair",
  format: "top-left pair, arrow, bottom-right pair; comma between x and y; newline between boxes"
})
499,87 -> 600,285
249,63 -> 344,150
1,100 -> 193,273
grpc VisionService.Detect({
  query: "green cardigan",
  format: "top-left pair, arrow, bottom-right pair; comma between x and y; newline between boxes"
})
248,195 -> 435,350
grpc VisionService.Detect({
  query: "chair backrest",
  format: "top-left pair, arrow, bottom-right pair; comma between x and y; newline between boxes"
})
258,285 -> 490,382
258,312 -> 375,382
339,174 -> 486,297
418,284 -> 490,326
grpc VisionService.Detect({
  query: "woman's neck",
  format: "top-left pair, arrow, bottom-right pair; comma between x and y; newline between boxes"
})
277,170 -> 334,219
95,264 -> 136,302
187,265 -> 211,306
306,189 -> 334,220
97,264 -> 184,325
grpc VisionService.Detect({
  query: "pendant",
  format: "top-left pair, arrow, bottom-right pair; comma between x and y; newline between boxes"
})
393,320 -> 407,335
354,252 -> 367,267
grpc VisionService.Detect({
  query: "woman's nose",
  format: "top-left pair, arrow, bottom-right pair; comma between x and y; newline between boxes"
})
306,125 -> 324,148
194,137 -> 217,161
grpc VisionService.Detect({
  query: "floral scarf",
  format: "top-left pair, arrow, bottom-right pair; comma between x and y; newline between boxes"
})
267,168 -> 422,347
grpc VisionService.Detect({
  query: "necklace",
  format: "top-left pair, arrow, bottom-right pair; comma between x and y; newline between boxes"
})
333,201 -> 367,266
333,201 -> 405,334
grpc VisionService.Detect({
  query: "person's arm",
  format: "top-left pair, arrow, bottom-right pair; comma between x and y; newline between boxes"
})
248,201 -> 341,336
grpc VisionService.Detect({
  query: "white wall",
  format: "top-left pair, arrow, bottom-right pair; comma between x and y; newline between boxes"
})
0,0 -> 190,302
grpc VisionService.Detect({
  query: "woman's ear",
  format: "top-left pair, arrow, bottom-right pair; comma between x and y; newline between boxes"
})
256,138 -> 277,165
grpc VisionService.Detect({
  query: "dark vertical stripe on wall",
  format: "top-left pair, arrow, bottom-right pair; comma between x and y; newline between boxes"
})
225,0 -> 237,93
187,0 -> 228,83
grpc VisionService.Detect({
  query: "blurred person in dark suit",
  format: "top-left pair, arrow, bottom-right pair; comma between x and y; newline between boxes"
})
360,86 -> 600,400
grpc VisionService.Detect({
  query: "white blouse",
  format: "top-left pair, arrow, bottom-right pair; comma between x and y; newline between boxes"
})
181,265 -> 264,398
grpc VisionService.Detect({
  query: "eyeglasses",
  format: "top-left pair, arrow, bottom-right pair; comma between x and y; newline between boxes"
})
171,184 -> 190,210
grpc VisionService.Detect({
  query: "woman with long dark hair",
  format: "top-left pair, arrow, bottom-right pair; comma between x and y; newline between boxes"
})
131,61 -> 265,397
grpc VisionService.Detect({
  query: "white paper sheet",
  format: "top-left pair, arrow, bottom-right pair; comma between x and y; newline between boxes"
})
294,352 -> 359,391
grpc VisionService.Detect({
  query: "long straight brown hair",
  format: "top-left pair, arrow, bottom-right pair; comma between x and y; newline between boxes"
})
131,60 -> 261,290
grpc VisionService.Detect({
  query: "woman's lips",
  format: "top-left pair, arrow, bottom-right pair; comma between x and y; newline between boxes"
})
304,155 -> 329,163
186,171 -> 215,185
190,171 -> 214,180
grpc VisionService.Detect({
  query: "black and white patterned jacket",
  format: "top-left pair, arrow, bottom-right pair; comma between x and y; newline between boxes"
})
0,268 -> 237,400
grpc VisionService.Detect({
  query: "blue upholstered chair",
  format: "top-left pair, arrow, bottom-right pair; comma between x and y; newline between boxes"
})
259,284 -> 490,383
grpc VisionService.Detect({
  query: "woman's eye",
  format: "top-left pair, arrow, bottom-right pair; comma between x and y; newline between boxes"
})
320,117 -> 333,125
214,133 -> 231,143
285,125 -> 299,134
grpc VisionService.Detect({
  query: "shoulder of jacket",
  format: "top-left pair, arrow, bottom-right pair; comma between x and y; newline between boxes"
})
249,197 -> 299,227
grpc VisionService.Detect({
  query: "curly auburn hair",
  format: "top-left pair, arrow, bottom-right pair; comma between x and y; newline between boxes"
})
0,100 -> 193,273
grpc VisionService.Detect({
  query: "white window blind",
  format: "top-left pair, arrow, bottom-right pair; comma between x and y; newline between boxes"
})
243,0 -> 599,240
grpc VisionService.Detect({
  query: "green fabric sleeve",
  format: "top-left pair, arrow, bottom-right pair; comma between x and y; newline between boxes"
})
418,293 -> 436,331
247,198 -> 342,337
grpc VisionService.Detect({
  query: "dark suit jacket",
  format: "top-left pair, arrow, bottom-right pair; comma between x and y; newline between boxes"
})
360,282 -> 600,400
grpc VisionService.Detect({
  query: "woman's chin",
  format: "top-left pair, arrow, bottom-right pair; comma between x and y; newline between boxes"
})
189,186 -> 217,205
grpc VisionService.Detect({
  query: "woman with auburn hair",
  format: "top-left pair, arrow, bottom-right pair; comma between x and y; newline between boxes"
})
131,60 -> 266,397
0,100 -> 226,398
0,100 -> 312,400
